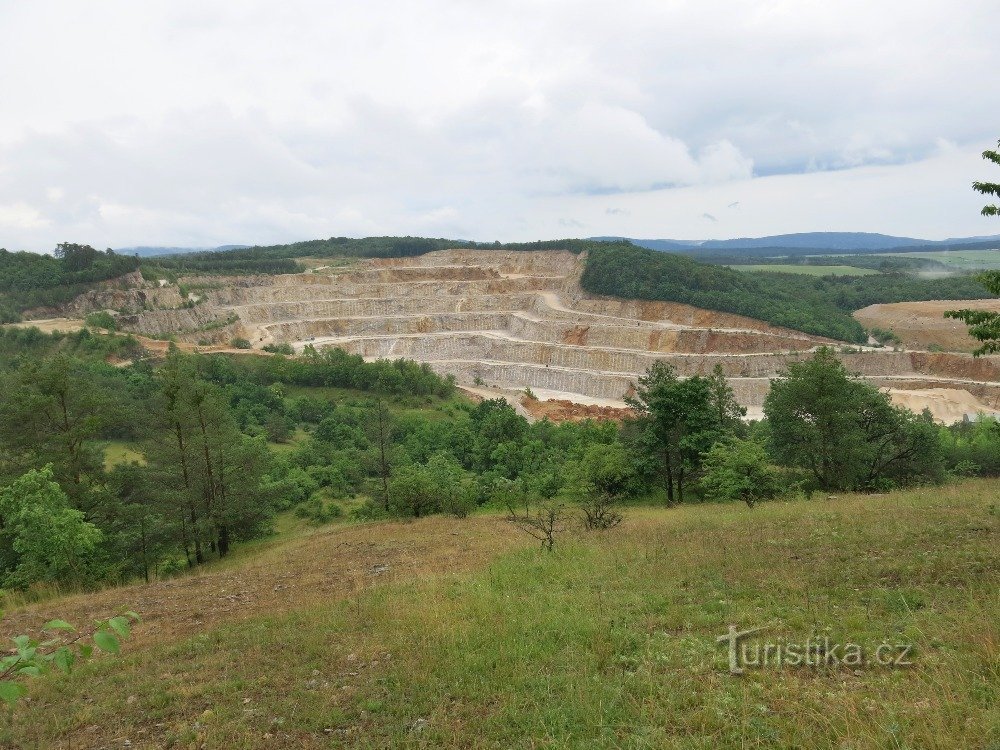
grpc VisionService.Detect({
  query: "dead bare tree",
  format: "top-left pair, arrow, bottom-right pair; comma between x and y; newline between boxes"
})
580,492 -> 623,531
505,498 -> 570,552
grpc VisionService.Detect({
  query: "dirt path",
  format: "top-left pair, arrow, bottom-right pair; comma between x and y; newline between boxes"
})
0,516 -> 522,648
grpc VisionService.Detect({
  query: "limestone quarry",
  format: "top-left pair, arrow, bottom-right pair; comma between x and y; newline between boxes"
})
53,249 -> 1000,422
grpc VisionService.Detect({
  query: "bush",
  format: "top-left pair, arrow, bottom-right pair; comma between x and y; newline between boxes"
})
700,438 -> 787,507
262,342 -> 295,355
85,311 -> 117,331
231,337 -> 253,349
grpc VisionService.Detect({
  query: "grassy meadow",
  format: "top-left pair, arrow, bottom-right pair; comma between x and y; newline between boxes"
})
2,480 -> 997,748
728,264 -> 880,276
877,249 -> 1000,271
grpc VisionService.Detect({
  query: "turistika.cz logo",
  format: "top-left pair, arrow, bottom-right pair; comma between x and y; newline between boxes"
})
716,625 -> 915,675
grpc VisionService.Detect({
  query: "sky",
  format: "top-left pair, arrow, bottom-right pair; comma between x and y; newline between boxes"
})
1,0 -> 999,252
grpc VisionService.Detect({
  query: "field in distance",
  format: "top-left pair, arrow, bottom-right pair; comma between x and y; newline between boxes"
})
855,249 -> 1000,270
728,263 -> 879,276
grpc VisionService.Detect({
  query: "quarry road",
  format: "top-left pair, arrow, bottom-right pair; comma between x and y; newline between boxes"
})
0,516 -> 525,648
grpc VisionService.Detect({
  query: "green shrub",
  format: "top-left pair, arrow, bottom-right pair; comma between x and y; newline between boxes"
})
84,311 -> 117,331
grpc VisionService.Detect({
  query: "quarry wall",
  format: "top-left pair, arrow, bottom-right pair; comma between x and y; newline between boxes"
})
83,249 -> 999,420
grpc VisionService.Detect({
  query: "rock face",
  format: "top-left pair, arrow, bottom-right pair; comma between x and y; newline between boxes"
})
88,249 -> 1000,421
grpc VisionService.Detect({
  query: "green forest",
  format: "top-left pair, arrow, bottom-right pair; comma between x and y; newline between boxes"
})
580,243 -> 997,341
0,244 -> 140,323
0,327 -> 996,596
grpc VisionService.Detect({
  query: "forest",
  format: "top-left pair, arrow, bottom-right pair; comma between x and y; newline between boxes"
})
580,243 -> 997,341
0,244 -> 141,323
0,326 -> 996,597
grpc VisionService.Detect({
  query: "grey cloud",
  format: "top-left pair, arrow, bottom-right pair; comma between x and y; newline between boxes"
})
0,0 -> 997,248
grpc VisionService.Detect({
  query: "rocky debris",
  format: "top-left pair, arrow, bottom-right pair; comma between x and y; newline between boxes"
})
521,397 -> 631,423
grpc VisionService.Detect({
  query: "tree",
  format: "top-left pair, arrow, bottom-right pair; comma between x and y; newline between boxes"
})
365,399 -> 394,511
0,466 -> 102,588
764,348 -> 943,491
625,362 -> 742,504
0,354 -> 110,499
944,141 -> 1000,355
387,463 -> 437,517
53,243 -> 100,272
145,350 -> 277,565
574,443 -> 638,529
425,452 -> 475,518
700,438 -> 785,507
504,496 -> 570,552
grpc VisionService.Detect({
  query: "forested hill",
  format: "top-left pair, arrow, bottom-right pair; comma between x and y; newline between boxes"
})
579,243 -> 997,342
141,236 -> 615,274
0,244 -> 140,323
595,232 -> 1000,256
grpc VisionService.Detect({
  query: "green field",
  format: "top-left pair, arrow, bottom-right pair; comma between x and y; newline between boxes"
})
728,264 -> 879,276
3,480 -> 997,749
875,249 -> 1000,270
102,440 -> 146,468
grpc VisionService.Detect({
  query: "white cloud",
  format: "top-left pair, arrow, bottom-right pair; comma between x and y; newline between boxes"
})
0,0 -> 998,249
0,202 -> 49,232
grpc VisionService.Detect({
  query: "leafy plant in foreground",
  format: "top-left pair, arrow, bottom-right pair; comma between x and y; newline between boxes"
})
0,612 -> 139,705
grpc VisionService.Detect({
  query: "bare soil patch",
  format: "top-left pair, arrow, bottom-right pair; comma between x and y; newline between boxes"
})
854,299 -> 1000,352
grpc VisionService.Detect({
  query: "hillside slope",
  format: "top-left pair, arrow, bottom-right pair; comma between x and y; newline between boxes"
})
2,481 -> 997,748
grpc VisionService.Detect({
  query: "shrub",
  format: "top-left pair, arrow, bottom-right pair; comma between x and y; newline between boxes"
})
700,438 -> 786,507
231,337 -> 253,349
85,311 -> 117,331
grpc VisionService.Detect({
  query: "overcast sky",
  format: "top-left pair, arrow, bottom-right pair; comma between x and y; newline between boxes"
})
1,0 -> 999,251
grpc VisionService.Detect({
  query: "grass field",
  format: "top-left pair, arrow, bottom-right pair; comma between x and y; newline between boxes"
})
873,249 -> 1000,270
102,440 -> 146,468
728,264 -> 879,276
1,482 -> 997,748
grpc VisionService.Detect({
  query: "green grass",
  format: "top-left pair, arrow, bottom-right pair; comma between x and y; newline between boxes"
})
872,249 -> 1000,270
267,426 -> 310,455
102,440 -> 146,468
283,384 -> 472,421
3,481 -> 997,748
729,264 -> 879,276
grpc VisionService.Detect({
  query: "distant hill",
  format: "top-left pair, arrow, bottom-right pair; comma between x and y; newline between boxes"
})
594,232 -> 1000,254
116,245 -> 249,258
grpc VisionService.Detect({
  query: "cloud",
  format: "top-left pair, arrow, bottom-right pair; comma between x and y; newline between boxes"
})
0,0 -> 997,249
701,213 -> 718,223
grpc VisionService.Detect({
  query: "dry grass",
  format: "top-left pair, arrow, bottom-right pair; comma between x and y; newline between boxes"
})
2,482 -> 998,749
0,515 -> 521,648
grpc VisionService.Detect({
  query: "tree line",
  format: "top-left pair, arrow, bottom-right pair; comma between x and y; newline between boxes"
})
580,243 -> 998,342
